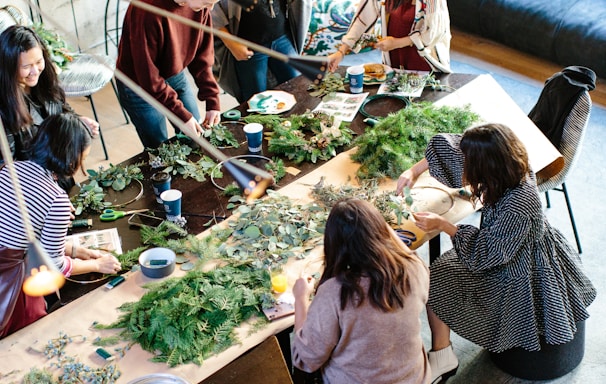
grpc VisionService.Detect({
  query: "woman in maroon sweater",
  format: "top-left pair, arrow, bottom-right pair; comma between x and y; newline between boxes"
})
116,0 -> 222,149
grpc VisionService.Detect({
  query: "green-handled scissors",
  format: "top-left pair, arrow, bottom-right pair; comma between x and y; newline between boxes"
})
100,209 -> 149,222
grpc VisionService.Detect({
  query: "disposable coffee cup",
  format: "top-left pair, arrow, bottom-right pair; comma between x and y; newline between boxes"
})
151,171 -> 171,204
160,189 -> 182,222
243,123 -> 264,153
347,65 -> 365,94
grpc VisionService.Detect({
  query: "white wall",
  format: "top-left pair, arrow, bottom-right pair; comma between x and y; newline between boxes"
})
0,0 -> 128,57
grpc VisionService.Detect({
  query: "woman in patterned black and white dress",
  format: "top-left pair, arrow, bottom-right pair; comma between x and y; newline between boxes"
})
396,123 -> 596,383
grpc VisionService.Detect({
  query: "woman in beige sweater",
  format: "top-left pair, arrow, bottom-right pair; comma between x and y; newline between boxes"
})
292,198 -> 431,383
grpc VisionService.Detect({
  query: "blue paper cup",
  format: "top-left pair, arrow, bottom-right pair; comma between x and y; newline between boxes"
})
347,65 -> 365,94
243,123 -> 264,153
151,171 -> 171,204
160,189 -> 182,221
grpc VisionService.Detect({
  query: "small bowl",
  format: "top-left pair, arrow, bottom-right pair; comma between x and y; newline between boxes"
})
139,248 -> 176,278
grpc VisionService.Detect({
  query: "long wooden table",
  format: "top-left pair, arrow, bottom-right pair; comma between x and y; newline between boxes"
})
0,73 -> 563,383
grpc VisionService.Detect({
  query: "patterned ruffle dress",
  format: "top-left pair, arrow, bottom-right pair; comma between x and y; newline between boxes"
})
425,133 -> 596,353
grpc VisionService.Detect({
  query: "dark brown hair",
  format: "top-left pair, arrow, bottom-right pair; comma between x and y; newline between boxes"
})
460,123 -> 530,206
320,198 -> 422,312
0,25 -> 66,135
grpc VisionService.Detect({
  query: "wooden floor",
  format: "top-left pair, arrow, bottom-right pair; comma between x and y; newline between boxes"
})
451,28 -> 606,107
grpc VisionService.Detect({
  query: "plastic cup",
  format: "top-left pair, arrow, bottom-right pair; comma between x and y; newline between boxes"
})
271,272 -> 288,293
151,172 -> 171,204
243,123 -> 264,153
160,189 -> 182,221
347,65 -> 365,94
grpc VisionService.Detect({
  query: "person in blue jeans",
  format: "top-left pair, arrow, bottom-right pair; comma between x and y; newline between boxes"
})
212,0 -> 311,103
116,0 -> 222,149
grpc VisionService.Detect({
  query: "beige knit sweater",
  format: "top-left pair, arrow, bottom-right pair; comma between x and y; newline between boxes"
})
292,260 -> 431,384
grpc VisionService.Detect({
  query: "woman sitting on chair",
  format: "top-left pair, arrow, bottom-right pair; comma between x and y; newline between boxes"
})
0,113 -> 121,339
396,123 -> 596,383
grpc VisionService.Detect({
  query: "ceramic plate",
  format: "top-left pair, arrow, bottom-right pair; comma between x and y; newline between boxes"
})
361,63 -> 394,84
247,90 -> 296,114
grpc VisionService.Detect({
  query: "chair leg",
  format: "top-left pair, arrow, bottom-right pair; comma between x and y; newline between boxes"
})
561,183 -> 582,254
111,79 -> 130,124
86,95 -> 109,160
544,190 -> 551,208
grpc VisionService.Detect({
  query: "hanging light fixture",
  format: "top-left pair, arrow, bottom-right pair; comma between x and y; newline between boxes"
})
0,120 -> 65,297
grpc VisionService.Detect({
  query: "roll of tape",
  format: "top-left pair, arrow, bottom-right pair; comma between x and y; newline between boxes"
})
222,109 -> 241,121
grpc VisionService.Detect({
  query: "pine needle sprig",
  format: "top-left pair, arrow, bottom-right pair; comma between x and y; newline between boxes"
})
101,265 -> 273,367
351,102 -> 480,179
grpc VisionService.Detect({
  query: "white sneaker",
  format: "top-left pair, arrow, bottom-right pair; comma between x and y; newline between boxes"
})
428,344 -> 459,383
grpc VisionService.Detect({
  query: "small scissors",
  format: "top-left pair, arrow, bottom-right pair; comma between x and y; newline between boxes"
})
100,209 -> 149,222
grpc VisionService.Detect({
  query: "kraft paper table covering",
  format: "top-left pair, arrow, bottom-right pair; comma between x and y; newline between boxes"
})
0,75 -> 560,382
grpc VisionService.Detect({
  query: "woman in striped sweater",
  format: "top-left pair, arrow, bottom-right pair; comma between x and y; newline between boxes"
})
0,113 -> 121,339
396,123 -> 596,383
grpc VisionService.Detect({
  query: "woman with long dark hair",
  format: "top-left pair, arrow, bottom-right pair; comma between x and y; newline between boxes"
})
396,123 -> 596,383
292,198 -> 431,383
0,113 -> 121,339
0,25 -> 98,163
327,0 -> 451,73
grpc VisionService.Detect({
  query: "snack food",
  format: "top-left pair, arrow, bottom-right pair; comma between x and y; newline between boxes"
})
363,64 -> 387,82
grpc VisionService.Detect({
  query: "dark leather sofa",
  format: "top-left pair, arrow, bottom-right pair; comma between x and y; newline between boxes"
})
447,0 -> 606,78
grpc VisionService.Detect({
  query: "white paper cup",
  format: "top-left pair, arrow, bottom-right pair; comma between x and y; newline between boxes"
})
347,65 -> 365,94
160,189 -> 182,221
243,123 -> 264,153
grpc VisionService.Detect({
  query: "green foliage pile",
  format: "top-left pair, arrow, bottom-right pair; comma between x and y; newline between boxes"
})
101,265 -> 273,367
87,163 -> 144,191
209,191 -> 328,270
244,111 -> 354,163
351,102 -> 480,179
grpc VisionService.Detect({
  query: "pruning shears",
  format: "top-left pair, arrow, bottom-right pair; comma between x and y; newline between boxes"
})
100,209 -> 149,222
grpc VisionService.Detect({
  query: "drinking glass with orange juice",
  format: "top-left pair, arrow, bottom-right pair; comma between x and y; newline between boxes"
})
270,270 -> 288,293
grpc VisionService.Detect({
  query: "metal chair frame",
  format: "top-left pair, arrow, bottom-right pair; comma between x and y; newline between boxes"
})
534,91 -> 592,254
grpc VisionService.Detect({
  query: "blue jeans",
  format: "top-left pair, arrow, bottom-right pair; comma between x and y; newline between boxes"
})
117,71 -> 201,148
235,34 -> 299,102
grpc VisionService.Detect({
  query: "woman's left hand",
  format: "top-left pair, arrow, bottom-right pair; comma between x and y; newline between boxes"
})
79,116 -> 100,137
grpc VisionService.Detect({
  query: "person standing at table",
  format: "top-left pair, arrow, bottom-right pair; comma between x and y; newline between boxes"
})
211,0 -> 312,103
116,0 -> 222,149
292,198 -> 431,383
0,26 -> 99,172
396,123 -> 596,383
0,113 -> 122,339
327,0 -> 451,73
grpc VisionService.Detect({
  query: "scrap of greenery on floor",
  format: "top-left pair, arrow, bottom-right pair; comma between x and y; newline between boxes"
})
351,102 -> 480,179
244,111 -> 354,163
95,264 -> 273,367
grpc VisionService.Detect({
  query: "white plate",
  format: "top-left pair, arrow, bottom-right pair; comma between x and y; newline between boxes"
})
361,63 -> 394,84
247,90 -> 296,114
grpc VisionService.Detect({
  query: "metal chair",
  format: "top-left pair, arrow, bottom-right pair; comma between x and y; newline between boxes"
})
529,69 -> 594,254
